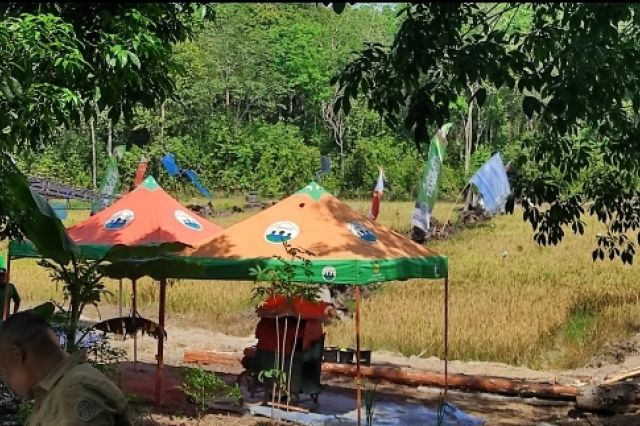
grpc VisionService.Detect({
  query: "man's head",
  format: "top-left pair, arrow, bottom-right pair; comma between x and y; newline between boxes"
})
0,311 -> 65,398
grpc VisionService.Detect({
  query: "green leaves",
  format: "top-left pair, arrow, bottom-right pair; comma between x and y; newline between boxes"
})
522,95 -> 543,119
333,3 -> 640,263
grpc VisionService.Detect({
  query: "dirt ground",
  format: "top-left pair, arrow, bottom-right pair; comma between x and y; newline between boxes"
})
78,304 -> 640,425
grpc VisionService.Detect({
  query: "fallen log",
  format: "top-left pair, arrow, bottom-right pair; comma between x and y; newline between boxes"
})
575,383 -> 640,414
183,351 -> 243,368
321,363 -> 578,401
182,350 -> 578,401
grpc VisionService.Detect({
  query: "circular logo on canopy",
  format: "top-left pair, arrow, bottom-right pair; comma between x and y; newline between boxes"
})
322,266 -> 336,282
265,221 -> 300,244
347,222 -> 378,243
174,210 -> 202,231
104,209 -> 134,230
372,263 -> 381,274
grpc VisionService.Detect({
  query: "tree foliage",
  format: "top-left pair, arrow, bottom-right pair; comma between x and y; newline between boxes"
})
0,3 -> 214,240
333,3 -> 640,263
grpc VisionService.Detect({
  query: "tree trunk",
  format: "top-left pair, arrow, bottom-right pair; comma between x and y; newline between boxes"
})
463,96 -> 474,212
464,99 -> 473,174
160,102 -> 166,149
90,118 -> 97,190
67,293 -> 80,353
340,141 -> 345,177
225,66 -> 231,108
107,118 -> 113,155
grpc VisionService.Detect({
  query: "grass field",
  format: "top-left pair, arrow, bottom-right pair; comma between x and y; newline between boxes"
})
3,197 -> 640,370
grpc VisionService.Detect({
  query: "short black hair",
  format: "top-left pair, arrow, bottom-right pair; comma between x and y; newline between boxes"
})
0,311 -> 59,353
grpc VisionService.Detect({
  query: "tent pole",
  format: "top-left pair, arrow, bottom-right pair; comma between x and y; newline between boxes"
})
3,256 -> 12,321
355,286 -> 362,426
118,279 -> 123,317
444,276 -> 449,399
132,278 -> 138,371
155,279 -> 167,406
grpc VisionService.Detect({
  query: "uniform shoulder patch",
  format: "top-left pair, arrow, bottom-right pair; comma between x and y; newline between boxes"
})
75,399 -> 96,422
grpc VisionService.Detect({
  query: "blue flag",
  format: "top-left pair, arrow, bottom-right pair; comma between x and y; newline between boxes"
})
470,152 -> 511,214
183,169 -> 211,198
161,153 -> 211,199
161,153 -> 181,177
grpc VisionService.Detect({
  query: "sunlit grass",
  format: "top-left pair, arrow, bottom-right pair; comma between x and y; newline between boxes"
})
3,198 -> 640,369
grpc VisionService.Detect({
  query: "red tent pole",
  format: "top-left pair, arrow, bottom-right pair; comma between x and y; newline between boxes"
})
444,276 -> 449,399
132,278 -> 138,371
155,279 -> 167,406
355,286 -> 362,426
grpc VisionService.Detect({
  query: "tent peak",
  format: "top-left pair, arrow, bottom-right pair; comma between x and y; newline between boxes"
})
141,176 -> 160,191
295,181 -> 330,201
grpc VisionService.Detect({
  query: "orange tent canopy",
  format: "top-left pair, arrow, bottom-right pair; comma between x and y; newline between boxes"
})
67,176 -> 223,257
152,181 -> 448,285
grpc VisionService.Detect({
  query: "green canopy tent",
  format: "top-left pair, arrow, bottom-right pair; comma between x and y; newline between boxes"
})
102,182 -> 450,423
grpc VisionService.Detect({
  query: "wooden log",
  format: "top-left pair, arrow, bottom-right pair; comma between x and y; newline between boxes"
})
183,350 -> 243,368
182,350 -> 578,401
576,383 -> 640,414
321,363 -> 578,401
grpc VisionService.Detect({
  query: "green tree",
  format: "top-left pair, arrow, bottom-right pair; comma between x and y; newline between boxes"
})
0,3 -> 214,240
333,3 -> 640,263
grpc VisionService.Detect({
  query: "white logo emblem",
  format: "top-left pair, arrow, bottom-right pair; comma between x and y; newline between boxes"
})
174,210 -> 202,231
104,210 -> 135,230
322,266 -> 336,282
265,221 -> 300,244
347,222 -> 378,243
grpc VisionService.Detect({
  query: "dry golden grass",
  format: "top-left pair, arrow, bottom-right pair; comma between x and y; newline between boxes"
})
3,199 -> 640,369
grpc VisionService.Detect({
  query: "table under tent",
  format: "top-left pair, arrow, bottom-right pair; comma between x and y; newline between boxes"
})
7,176 -> 224,404
103,181 -> 449,423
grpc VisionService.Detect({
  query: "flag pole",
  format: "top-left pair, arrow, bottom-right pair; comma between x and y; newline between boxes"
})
441,183 -> 470,233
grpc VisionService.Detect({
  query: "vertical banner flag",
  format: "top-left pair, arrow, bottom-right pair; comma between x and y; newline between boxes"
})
133,156 -> 148,187
411,123 -> 453,232
91,145 -> 126,215
369,168 -> 385,221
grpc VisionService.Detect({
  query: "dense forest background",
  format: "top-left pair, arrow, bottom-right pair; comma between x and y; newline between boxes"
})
17,3 -> 540,201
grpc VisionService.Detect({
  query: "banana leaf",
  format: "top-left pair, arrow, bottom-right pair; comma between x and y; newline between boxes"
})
1,160 -> 77,264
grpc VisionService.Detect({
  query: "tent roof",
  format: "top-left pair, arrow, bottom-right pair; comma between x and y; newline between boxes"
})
68,176 -> 223,250
9,176 -> 223,261
122,182 -> 447,284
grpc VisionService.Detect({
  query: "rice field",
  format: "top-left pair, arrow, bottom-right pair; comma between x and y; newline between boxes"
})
3,198 -> 640,370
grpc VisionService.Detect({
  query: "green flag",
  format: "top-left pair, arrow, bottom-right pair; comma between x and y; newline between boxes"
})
91,145 -> 126,214
411,123 -> 452,231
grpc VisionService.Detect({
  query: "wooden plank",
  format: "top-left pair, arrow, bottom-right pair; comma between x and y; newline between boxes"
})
266,401 -> 310,413
602,367 -> 640,385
